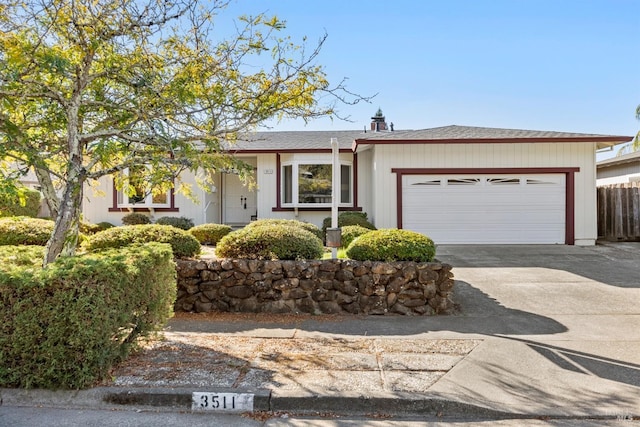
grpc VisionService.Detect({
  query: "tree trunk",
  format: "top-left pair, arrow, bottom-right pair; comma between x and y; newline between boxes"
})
33,166 -> 60,219
43,176 -> 83,266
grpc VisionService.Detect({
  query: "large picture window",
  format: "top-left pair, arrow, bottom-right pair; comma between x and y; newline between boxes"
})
116,166 -> 171,208
281,162 -> 352,207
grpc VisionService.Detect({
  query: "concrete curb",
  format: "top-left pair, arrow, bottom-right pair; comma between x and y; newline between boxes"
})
0,387 -> 520,418
1,387 -> 635,421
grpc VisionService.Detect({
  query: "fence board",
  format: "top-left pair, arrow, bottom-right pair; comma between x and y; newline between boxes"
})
597,183 -> 640,241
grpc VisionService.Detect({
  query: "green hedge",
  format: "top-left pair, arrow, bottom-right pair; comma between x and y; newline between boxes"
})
216,223 -> 324,260
0,187 -> 41,218
189,223 -> 232,245
0,243 -> 176,389
0,216 -> 54,246
246,218 -> 323,240
345,229 -> 436,262
84,224 -> 201,258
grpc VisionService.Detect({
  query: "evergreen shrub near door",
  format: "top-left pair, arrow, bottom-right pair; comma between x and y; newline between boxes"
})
189,223 -> 232,245
346,229 -> 436,262
0,243 -> 176,389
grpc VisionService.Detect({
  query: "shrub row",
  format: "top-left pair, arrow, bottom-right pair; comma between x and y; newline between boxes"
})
0,243 -> 176,389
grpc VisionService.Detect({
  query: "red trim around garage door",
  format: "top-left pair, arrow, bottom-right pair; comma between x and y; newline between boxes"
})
390,167 -> 580,245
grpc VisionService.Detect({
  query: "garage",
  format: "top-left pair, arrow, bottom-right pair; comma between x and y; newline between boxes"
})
402,174 -> 566,244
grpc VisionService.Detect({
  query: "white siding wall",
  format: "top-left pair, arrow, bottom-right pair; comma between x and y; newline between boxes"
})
82,170 -> 207,226
370,142 -> 598,245
356,148 -> 374,223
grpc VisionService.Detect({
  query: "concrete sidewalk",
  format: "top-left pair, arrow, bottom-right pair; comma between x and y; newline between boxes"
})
2,243 -> 639,420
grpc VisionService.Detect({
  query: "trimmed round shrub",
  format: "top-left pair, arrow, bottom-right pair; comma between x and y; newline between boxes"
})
246,218 -> 323,240
84,224 -> 201,258
345,229 -> 436,262
216,223 -> 324,260
340,225 -> 374,248
322,211 -> 376,238
121,212 -> 151,225
0,216 -> 54,246
155,216 -> 194,230
0,187 -> 41,218
189,223 -> 232,245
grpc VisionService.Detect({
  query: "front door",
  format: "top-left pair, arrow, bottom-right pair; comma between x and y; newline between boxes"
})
223,170 -> 257,226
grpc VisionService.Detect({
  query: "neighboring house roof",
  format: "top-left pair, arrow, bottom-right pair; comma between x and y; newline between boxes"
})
226,125 -> 632,153
597,150 -> 640,169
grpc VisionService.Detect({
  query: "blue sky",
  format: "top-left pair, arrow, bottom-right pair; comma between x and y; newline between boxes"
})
219,0 -> 639,156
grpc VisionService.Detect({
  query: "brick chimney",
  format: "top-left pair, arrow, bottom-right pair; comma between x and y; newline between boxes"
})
370,108 -> 387,132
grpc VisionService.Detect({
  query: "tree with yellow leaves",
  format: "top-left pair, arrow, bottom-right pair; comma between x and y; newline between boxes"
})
0,0 -> 369,265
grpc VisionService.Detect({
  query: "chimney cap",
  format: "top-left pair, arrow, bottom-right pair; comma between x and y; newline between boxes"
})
371,107 -> 384,119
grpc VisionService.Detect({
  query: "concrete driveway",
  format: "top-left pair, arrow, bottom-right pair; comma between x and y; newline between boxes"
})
428,243 -> 640,417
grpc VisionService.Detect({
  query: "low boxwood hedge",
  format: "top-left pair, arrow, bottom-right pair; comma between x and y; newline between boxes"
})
189,223 -> 232,245
83,224 -> 201,258
0,216 -> 54,246
216,223 -> 324,260
0,243 -> 176,389
345,229 -> 436,262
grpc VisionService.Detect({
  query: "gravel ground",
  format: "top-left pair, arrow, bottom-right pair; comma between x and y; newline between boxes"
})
107,313 -> 482,393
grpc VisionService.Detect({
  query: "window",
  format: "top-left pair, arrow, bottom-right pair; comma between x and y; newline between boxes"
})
281,162 -> 352,206
116,166 -> 171,208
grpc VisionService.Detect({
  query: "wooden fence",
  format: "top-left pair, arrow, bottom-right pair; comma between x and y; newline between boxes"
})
597,183 -> 640,241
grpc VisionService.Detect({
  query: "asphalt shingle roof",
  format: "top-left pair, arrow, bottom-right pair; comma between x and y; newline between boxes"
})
225,125 -> 632,152
356,125 -> 628,141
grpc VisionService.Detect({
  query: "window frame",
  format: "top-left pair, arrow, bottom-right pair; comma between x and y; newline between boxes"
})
280,160 -> 354,208
110,167 -> 178,212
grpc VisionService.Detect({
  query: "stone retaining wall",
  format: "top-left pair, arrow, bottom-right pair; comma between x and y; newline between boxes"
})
175,259 -> 454,315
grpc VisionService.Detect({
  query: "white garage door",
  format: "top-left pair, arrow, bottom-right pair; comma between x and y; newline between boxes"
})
402,174 -> 565,244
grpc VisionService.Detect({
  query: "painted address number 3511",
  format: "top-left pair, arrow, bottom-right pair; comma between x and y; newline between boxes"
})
191,392 -> 254,412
